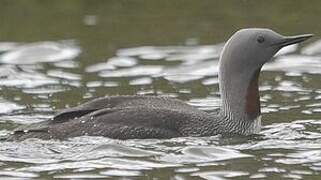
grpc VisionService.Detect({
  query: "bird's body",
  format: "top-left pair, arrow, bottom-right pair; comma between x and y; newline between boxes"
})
11,96 -> 261,140
8,28 -> 313,141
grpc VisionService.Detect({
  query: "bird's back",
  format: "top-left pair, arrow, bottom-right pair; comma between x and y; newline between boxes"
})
9,96 -> 220,141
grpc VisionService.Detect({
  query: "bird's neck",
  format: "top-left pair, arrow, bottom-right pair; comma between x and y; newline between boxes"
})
219,64 -> 261,123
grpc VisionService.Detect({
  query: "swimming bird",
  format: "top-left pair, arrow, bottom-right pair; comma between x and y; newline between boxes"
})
10,28 -> 313,140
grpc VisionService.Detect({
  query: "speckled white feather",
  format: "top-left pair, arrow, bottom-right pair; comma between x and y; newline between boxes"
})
246,115 -> 262,135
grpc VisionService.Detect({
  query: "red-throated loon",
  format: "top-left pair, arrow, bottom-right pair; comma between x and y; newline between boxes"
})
9,28 -> 313,140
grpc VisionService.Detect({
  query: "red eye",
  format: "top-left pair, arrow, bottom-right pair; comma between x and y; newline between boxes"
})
257,36 -> 265,43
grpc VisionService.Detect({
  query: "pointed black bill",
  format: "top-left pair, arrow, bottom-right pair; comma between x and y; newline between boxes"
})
273,34 -> 314,47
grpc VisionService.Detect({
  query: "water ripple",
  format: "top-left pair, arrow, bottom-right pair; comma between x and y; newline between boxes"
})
0,41 -> 81,64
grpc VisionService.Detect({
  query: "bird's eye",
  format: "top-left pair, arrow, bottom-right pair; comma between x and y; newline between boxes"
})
257,36 -> 265,43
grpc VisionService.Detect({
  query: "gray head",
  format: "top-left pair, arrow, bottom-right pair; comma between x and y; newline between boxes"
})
218,28 -> 312,134
220,28 -> 313,72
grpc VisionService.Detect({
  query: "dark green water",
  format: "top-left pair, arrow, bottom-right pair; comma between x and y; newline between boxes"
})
0,0 -> 321,179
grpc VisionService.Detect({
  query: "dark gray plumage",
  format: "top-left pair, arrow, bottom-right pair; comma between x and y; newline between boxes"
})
11,96 -> 222,140
8,28 -> 313,141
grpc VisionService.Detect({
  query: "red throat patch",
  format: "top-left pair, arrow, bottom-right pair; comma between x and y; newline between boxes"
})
245,69 -> 261,120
